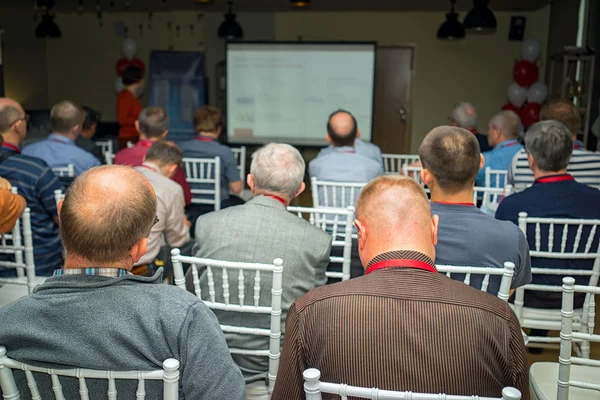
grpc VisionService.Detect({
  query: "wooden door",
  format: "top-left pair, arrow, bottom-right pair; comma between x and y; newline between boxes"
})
372,46 -> 415,154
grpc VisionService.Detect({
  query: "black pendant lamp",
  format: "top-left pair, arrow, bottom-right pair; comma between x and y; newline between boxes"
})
291,0 -> 311,8
437,0 -> 465,40
218,1 -> 243,39
463,0 -> 497,32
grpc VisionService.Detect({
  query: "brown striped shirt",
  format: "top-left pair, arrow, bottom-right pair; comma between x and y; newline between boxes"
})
272,251 -> 529,400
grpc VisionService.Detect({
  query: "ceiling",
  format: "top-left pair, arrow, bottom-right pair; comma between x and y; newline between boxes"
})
4,0 -> 552,13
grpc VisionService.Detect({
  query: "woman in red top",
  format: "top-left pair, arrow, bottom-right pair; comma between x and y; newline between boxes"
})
117,65 -> 144,149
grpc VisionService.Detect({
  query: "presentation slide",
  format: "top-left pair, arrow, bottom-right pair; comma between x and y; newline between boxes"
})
227,42 -> 376,146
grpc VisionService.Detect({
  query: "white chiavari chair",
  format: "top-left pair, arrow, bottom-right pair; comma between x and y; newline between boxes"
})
287,206 -> 354,281
485,167 -> 509,189
52,164 -> 75,178
302,369 -> 522,400
473,184 -> 514,213
182,157 -> 221,210
401,164 -> 430,193
437,262 -> 515,302
382,154 -> 420,175
127,141 -> 135,148
54,189 -> 65,208
529,277 -> 600,400
231,146 -> 247,182
171,249 -> 283,392
310,177 -> 366,209
0,346 -> 180,400
94,140 -> 113,160
514,213 -> 600,357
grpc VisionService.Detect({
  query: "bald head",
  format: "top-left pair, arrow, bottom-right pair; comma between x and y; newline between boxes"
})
60,165 -> 157,264
327,109 -> 358,147
0,98 -> 25,135
355,176 -> 438,266
51,100 -> 84,135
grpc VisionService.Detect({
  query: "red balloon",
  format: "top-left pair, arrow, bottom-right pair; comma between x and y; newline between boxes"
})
115,58 -> 146,76
520,102 -> 542,128
513,60 -> 539,88
502,103 -> 521,113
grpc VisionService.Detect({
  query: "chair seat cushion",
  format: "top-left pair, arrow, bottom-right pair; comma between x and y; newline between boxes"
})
530,362 -> 600,400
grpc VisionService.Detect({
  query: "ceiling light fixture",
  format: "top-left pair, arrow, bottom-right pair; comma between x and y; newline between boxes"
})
218,1 -> 243,39
35,0 -> 61,38
463,0 -> 497,32
291,0 -> 311,8
437,0 -> 465,40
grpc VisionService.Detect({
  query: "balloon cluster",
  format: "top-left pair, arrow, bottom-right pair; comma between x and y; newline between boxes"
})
115,38 -> 146,93
502,38 -> 548,128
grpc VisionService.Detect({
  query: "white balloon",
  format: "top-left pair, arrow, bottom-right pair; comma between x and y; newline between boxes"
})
115,77 -> 125,93
527,82 -> 549,104
122,38 -> 137,60
507,82 -> 528,107
521,38 -> 541,62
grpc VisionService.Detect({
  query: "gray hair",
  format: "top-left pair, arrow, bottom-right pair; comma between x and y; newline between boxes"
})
144,140 -> 183,166
0,105 -> 21,134
250,143 -> 305,198
51,100 -> 85,134
525,120 -> 573,172
490,110 -> 522,140
138,107 -> 169,138
451,102 -> 478,129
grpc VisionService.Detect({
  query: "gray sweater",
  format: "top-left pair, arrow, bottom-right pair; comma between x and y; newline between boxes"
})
0,270 -> 247,400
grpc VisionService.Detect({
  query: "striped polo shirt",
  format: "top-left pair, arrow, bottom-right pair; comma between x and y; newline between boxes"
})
0,144 -> 65,276
508,146 -> 600,192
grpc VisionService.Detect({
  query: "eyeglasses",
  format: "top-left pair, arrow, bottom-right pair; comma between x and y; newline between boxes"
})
152,216 -> 159,227
10,114 -> 30,127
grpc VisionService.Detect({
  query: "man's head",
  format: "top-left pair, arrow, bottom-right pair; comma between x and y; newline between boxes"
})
51,101 -> 85,139
135,107 -> 169,139
144,140 -> 183,178
248,143 -> 305,204
487,110 -> 522,147
419,126 -> 483,194
355,175 -> 438,267
540,99 -> 581,139
193,106 -> 224,137
81,106 -> 100,140
121,65 -> 145,91
326,110 -> 358,147
450,102 -> 478,130
0,98 -> 28,142
59,165 -> 157,268
525,120 -> 573,174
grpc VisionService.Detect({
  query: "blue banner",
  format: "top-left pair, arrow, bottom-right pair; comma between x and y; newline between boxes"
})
148,50 -> 206,142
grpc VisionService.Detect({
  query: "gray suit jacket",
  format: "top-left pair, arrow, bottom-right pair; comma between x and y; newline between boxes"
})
192,195 -> 332,376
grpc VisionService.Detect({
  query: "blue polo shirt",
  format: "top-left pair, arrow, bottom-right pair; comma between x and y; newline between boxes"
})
318,139 -> 383,168
179,136 -> 240,201
475,139 -> 523,187
22,134 -> 100,176
0,144 -> 65,276
496,174 -> 600,308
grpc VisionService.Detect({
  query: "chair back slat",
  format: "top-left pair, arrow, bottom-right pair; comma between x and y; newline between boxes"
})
535,223 -> 541,251
136,378 -> 146,400
585,225 -> 597,253
238,269 -> 245,306
549,223 -> 554,253
207,266 -> 216,303
182,157 -> 221,210
254,270 -> 261,307
51,373 -> 65,400
191,264 -> 201,298
25,370 -> 41,400
108,375 -> 117,400
222,268 -> 230,306
78,375 -> 89,400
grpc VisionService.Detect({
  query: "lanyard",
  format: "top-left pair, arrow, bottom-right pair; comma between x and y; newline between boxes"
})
497,140 -> 519,150
1,143 -> 20,153
366,259 -> 437,275
534,174 -> 575,184
264,195 -> 287,206
432,201 -> 475,206
137,140 -> 153,147
195,136 -> 215,142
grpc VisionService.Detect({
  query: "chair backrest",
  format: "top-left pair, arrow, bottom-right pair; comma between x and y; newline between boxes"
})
0,191 -> 36,294
302,369 -> 522,400
436,262 -> 515,302
170,249 -> 283,391
104,152 -> 115,166
0,346 -> 180,400
485,167 -> 508,188
311,177 -> 366,208
231,146 -> 247,183
127,141 -> 135,148
381,154 -> 420,175
287,206 -> 355,281
557,277 -> 600,399
52,164 -> 75,178
94,140 -> 113,159
182,157 -> 221,210
473,185 -> 514,212
54,189 -> 65,208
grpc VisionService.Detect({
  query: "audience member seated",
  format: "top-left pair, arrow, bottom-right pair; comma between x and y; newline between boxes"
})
75,106 -> 104,162
272,175 -> 529,399
450,102 -> 491,152
135,141 -> 192,272
474,111 -> 523,187
180,105 -> 243,221
0,97 -> 65,276
508,99 -> 600,191
0,165 -> 246,399
117,65 -> 144,149
114,106 -> 192,205
420,126 -> 531,294
23,100 -> 100,176
497,120 -> 600,309
309,109 -> 383,183
0,176 -> 26,233
191,143 -> 331,396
